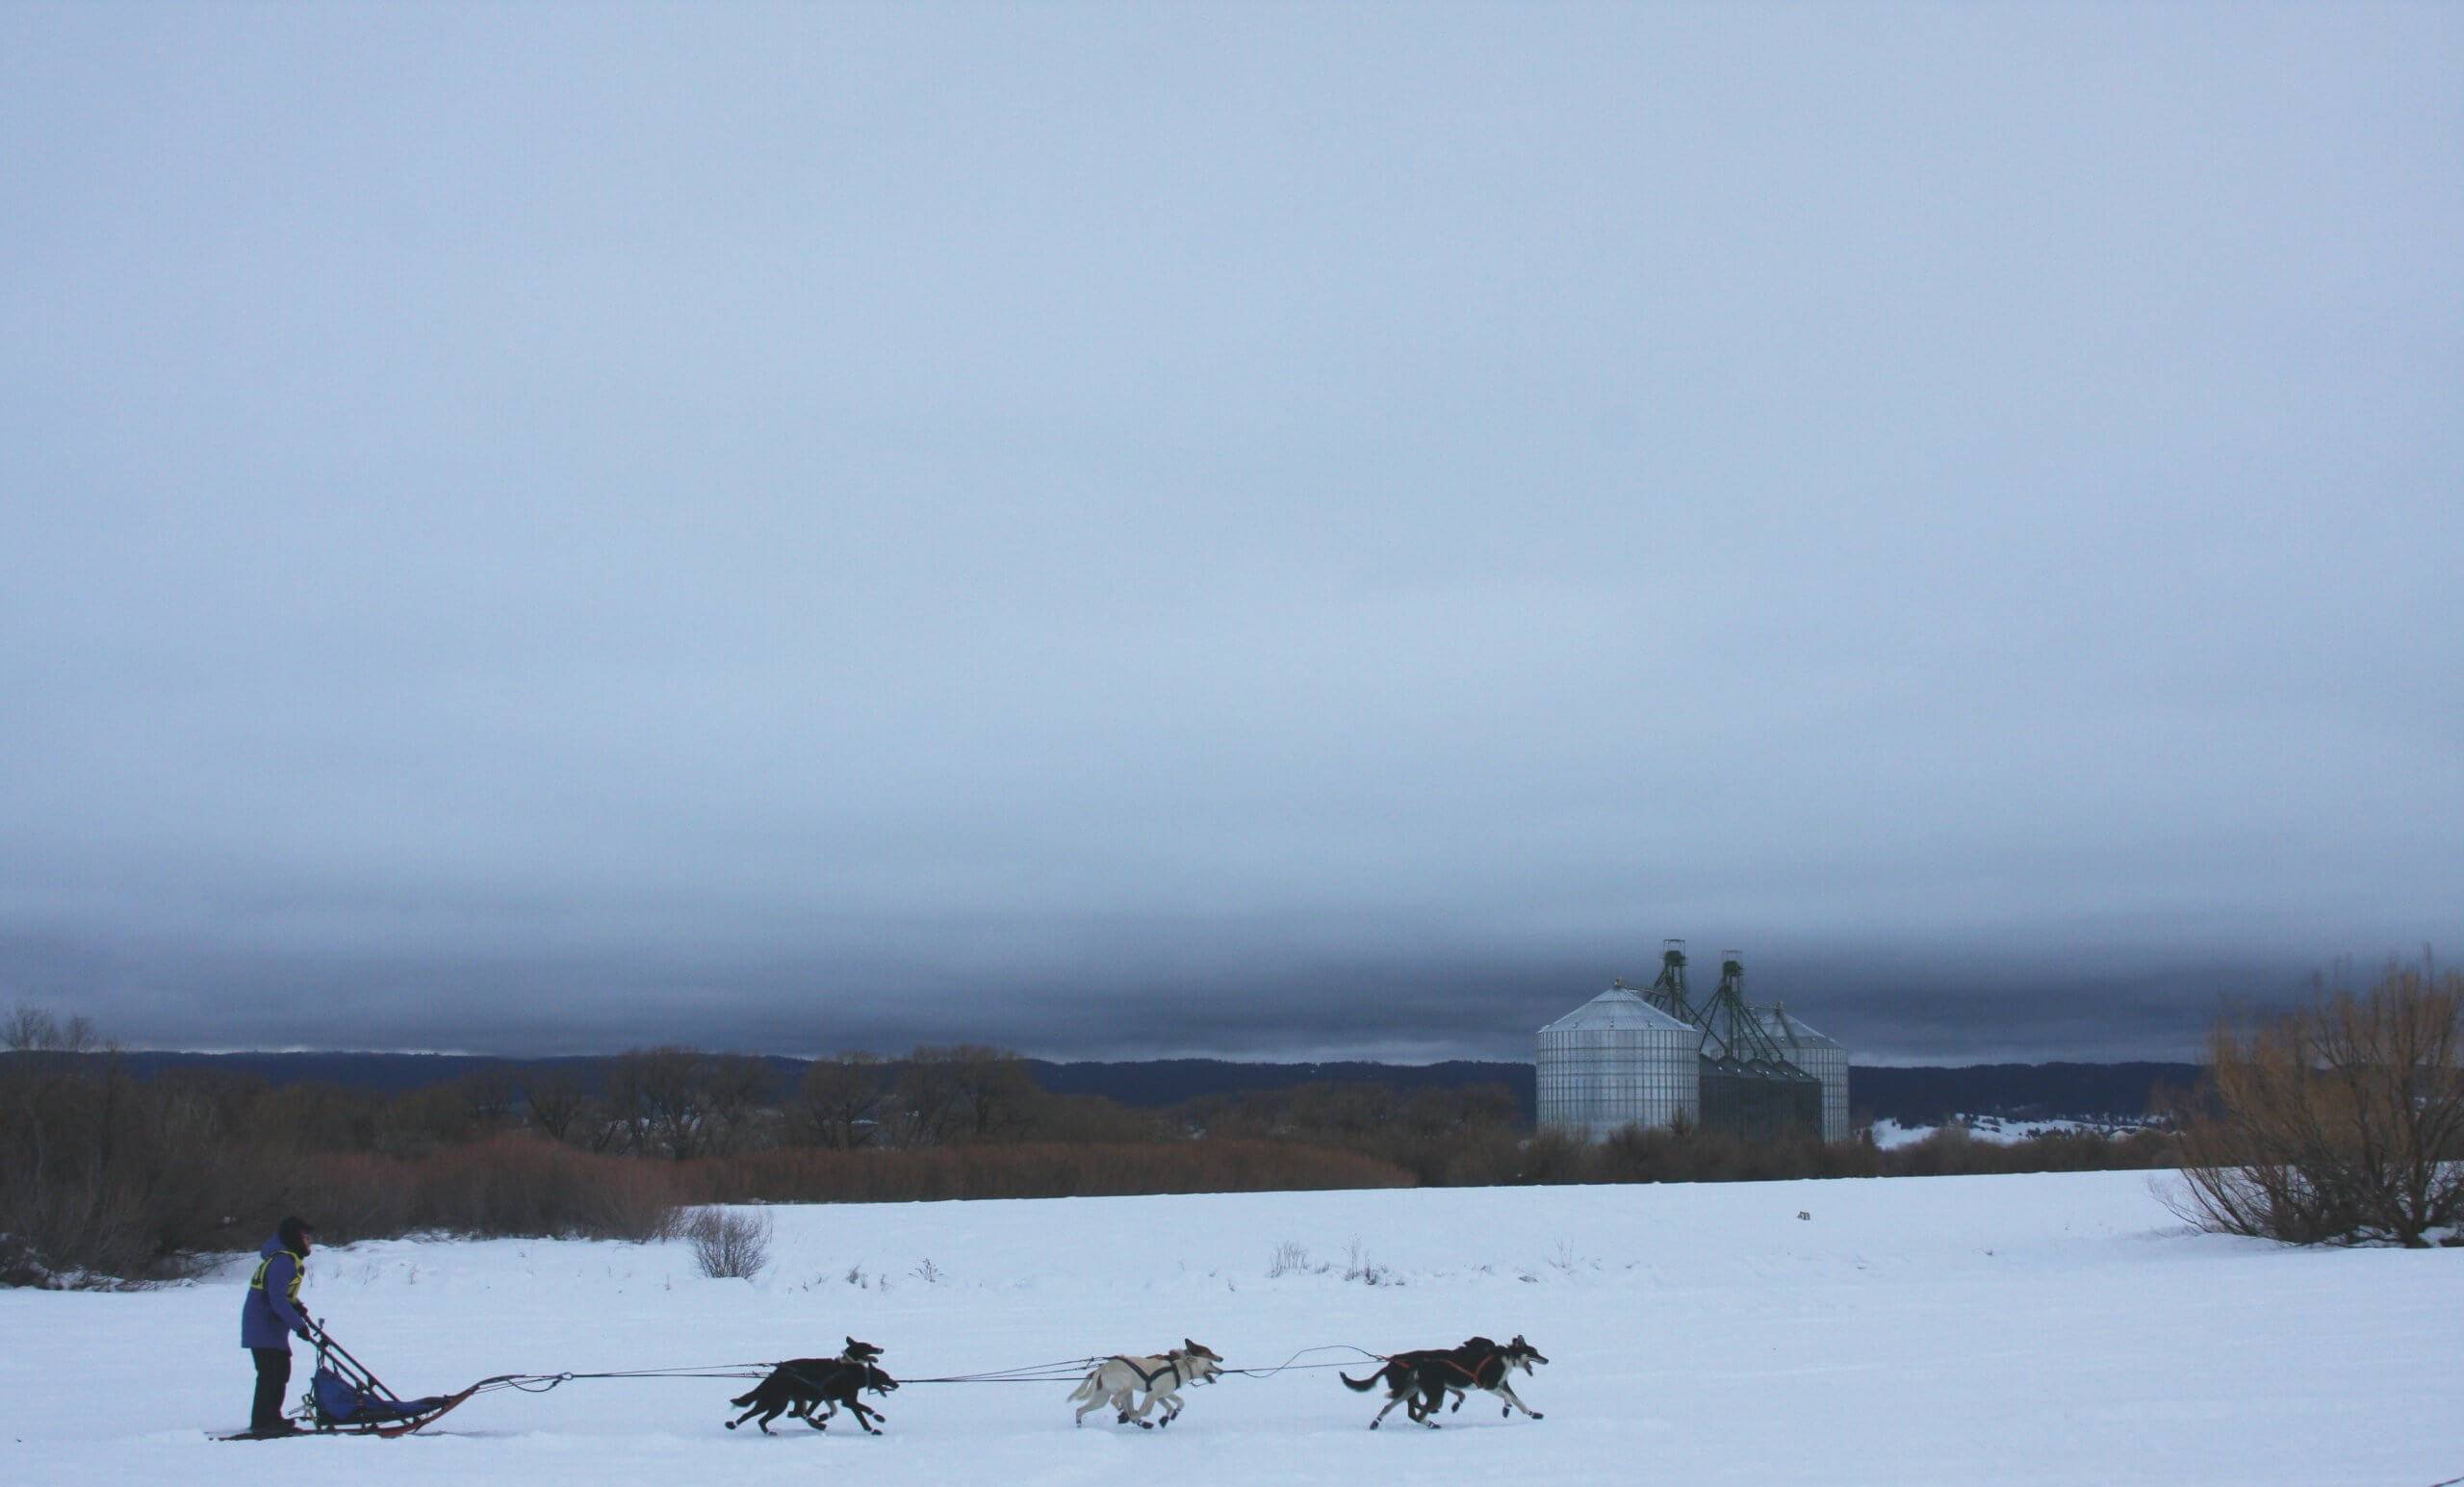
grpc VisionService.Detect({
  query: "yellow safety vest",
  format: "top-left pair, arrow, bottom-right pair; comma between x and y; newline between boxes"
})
250,1248 -> 306,1311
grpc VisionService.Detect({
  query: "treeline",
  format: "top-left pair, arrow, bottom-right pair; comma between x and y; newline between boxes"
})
2,1011 -> 2179,1287
1180,1080 -> 2180,1187
0,1012 -> 686,1287
88,1050 -> 2213,1125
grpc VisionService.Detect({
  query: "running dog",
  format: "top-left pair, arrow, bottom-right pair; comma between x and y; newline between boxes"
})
1067,1340 -> 1224,1428
725,1339 -> 897,1434
1341,1335 -> 1547,1429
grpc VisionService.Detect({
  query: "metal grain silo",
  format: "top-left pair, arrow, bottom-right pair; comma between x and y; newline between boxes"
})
1758,1002 -> 1849,1142
1536,987 -> 1700,1140
1695,954 -> 1823,1141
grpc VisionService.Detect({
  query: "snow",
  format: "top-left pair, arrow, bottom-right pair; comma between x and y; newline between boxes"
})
2,1170 -> 2457,1485
1866,1115 -> 2159,1148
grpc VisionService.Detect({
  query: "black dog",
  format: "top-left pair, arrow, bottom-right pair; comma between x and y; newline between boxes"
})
835,1336 -> 885,1366
726,1339 -> 896,1435
1341,1335 -> 1548,1429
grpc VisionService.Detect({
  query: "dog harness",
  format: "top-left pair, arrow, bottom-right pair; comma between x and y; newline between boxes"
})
1438,1351 -> 1498,1383
1117,1355 -> 1184,1390
1116,1350 -> 1216,1391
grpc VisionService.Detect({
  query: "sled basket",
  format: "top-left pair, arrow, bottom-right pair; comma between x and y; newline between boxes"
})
294,1326 -> 474,1436
311,1365 -> 452,1426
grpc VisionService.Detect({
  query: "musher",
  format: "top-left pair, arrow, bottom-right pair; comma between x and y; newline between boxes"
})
240,1216 -> 318,1436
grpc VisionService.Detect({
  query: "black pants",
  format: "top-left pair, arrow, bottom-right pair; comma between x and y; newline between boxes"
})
250,1347 -> 294,1432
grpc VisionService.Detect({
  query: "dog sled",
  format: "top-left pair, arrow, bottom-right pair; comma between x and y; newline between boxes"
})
218,1325 -> 485,1440
304,1327 -> 477,1435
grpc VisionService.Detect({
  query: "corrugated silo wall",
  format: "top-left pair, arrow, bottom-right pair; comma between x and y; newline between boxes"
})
1537,1026 -> 1699,1140
1791,1044 -> 1849,1142
1698,1065 -> 1823,1141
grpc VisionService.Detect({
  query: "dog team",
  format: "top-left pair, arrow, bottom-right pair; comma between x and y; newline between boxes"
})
723,1332 -> 1549,1434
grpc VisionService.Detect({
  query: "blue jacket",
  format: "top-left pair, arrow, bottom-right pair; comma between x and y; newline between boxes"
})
241,1238 -> 311,1351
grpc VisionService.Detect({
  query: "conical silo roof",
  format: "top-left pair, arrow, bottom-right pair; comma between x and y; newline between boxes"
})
1757,1003 -> 1842,1051
1541,987 -> 1697,1035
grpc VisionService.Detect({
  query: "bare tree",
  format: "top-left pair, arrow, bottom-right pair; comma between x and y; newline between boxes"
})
0,1009 -> 222,1283
0,1004 -> 45,1053
458,1066 -> 522,1131
892,1047 -> 967,1146
945,1045 -> 1037,1141
2172,965 -> 2464,1246
377,1083 -> 474,1157
601,1051 -> 661,1157
796,1052 -> 888,1148
702,1055 -> 775,1156
524,1068 -> 591,1145
890,1045 -> 1040,1144
5,1006 -> 95,1055
616,1047 -> 719,1161
601,1048 -> 775,1160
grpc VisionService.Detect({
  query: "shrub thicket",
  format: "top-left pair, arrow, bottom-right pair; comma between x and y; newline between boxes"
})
682,1206 -> 773,1278
678,1139 -> 1413,1205
286,1139 -> 681,1244
2171,966 -> 2464,1247
0,1022 -> 683,1284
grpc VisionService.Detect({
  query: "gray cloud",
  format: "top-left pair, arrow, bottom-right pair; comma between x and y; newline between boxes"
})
2,4 -> 2456,1063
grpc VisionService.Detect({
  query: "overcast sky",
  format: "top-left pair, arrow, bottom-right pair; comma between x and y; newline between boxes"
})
2,3 -> 2455,1064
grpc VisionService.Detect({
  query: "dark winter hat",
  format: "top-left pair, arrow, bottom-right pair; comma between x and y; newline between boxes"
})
277,1217 -> 315,1253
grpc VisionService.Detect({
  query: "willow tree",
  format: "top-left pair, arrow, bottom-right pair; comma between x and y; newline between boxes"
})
2174,966 -> 2464,1247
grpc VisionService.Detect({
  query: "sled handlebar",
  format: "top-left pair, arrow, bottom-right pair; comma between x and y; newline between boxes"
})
308,1324 -> 415,1407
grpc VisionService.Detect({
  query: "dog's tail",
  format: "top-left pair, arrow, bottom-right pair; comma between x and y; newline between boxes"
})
730,1385 -> 761,1408
1067,1368 -> 1105,1403
1339,1369 -> 1386,1393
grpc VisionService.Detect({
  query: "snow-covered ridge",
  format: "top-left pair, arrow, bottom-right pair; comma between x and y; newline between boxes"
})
1866,1115 -> 2164,1148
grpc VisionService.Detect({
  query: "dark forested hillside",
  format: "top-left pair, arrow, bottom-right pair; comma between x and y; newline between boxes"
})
93,1050 -> 2193,1124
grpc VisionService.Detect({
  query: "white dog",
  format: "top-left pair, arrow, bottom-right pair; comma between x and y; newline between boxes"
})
1067,1341 -> 1224,1428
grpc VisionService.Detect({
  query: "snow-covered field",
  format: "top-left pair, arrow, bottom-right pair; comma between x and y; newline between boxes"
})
3,1171 -> 2456,1485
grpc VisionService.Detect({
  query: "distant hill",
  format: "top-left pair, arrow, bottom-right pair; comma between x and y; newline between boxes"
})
90,1050 -> 2197,1125
1844,1064 -> 2195,1125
